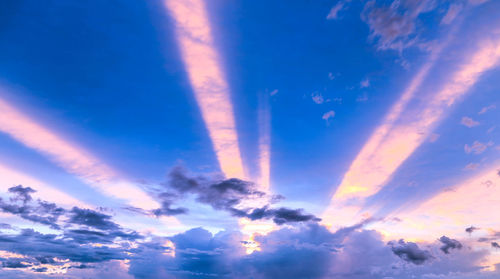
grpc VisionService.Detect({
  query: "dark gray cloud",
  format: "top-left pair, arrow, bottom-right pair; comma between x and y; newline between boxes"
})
68,207 -> 120,231
492,242 -> 500,249
0,186 -> 65,230
151,167 -> 321,225
389,239 -> 432,265
466,226 -> 480,234
439,236 -> 463,254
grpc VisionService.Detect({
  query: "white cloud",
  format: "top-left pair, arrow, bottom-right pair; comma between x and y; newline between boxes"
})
269,89 -> 279,96
478,104 -> 496,114
360,78 -> 370,88
461,116 -> 480,127
322,110 -> 335,121
326,2 -> 345,20
311,92 -> 324,104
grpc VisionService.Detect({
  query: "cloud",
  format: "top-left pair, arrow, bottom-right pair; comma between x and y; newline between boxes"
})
361,0 -> 435,52
466,226 -> 480,234
461,116 -> 480,127
478,104 -> 496,114
322,110 -> 335,122
360,78 -> 370,88
441,3 -> 463,25
389,239 -> 432,265
164,0 -> 246,179
439,236 -> 463,254
269,89 -> 279,96
150,167 -> 320,225
464,140 -> 493,154
326,1 -> 346,20
492,242 -> 500,249
311,92 -> 324,104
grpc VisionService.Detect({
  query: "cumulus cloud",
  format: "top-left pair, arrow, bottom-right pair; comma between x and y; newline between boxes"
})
461,116 -> 480,127
388,239 -> 432,265
149,167 -> 321,225
439,236 -> 463,254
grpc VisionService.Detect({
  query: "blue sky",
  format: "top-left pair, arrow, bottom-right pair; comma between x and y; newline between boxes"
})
0,0 -> 499,278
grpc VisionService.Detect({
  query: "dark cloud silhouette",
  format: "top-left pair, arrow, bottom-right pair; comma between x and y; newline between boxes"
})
389,239 -> 432,265
68,207 -> 120,231
8,185 -> 36,204
439,236 -> 463,254
492,242 -> 500,249
0,186 -> 65,229
466,226 -> 480,234
151,167 -> 321,225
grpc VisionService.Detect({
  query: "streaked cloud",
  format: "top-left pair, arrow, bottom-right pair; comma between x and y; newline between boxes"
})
258,94 -> 271,191
164,0 -> 246,179
324,32 -> 500,227
326,1 -> 346,20
441,4 -> 463,25
478,104 -> 496,114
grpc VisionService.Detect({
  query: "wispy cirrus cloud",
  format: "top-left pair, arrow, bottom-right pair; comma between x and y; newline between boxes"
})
164,0 -> 246,180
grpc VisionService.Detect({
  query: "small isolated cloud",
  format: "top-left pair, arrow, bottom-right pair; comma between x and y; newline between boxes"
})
389,239 -> 432,265
322,110 -> 335,122
311,92 -> 324,104
326,1 -> 345,20
439,236 -> 462,254
269,89 -> 279,96
464,141 -> 493,154
466,226 -> 480,234
360,78 -> 370,88
492,242 -> 500,249
441,4 -> 462,25
461,116 -> 480,127
464,163 -> 480,170
328,72 -> 337,80
478,104 -> 496,114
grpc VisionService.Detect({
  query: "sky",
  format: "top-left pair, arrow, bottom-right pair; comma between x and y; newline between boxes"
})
0,0 -> 499,278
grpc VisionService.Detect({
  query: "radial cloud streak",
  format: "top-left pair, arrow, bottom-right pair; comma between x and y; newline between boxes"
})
164,0 -> 246,179
0,94 -> 158,209
323,32 -> 500,227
